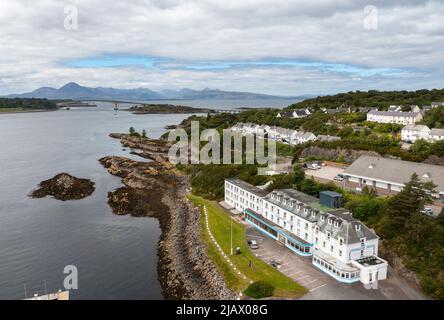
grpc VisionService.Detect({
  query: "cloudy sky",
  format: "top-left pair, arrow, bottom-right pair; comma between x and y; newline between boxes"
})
0,0 -> 443,96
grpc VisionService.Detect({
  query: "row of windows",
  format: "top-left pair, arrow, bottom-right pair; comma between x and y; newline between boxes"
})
313,257 -> 359,279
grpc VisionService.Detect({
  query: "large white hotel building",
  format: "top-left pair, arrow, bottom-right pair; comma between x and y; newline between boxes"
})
224,178 -> 388,285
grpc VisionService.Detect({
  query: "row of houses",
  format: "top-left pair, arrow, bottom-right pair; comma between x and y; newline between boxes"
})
278,102 -> 443,124
230,123 -> 341,145
224,179 -> 388,285
401,125 -> 444,143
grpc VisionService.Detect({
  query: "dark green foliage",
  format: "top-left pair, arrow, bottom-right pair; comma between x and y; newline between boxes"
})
286,89 -> 444,111
244,281 -> 274,299
374,174 -> 444,299
0,98 -> 57,110
421,107 -> 444,128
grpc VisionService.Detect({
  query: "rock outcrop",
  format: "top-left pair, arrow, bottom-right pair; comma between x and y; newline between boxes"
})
99,133 -> 236,300
30,173 -> 95,201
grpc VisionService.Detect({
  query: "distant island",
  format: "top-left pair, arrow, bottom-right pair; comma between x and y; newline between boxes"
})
128,104 -> 213,114
0,98 -> 57,113
4,82 -> 301,101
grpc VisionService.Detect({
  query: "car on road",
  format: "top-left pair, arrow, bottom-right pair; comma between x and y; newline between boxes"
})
248,240 -> 259,249
333,174 -> 345,181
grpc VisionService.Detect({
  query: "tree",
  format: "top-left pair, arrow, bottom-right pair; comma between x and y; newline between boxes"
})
142,129 -> 147,138
300,178 -> 319,196
129,127 -> 136,135
380,173 -> 436,238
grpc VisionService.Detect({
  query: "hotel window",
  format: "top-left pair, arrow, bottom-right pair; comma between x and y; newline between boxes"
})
305,223 -> 308,230
330,245 -> 333,252
305,233 -> 308,240
339,238 -> 343,245
323,242 -> 326,248
360,238 -> 365,245
360,250 -> 364,258
339,250 -> 342,257
315,237 -> 318,243
327,232 -> 330,240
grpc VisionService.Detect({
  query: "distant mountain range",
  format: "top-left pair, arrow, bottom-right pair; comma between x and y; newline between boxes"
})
5,82 -> 307,101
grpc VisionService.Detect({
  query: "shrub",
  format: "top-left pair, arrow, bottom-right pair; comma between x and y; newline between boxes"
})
244,281 -> 274,299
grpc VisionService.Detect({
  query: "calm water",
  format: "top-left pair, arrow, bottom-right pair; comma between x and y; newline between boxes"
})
0,102 -> 201,300
0,99 -> 281,300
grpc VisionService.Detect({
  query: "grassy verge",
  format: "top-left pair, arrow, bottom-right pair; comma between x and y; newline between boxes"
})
188,194 -> 307,298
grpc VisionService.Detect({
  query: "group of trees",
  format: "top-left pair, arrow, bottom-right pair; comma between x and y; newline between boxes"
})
286,89 -> 444,111
0,98 -> 57,110
374,175 -> 444,299
129,127 -> 147,138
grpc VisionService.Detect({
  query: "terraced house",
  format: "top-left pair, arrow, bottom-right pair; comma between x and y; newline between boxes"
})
224,179 -> 388,285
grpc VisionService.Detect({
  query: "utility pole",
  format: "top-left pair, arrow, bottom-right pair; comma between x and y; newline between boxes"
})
230,217 -> 233,256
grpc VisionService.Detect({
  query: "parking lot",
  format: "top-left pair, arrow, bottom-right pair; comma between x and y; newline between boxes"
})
245,224 -> 429,300
304,165 -> 345,183
247,228 -> 331,292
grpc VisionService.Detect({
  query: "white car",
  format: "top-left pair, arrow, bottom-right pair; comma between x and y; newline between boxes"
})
421,207 -> 434,216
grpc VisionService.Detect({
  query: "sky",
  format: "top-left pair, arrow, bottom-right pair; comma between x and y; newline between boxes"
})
0,0 -> 443,96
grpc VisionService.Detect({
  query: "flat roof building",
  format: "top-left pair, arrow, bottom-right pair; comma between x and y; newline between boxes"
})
344,155 -> 444,201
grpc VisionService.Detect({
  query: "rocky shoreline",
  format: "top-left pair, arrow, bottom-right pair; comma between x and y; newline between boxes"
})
100,134 -> 236,299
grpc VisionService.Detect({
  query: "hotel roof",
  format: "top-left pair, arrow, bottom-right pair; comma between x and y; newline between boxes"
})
264,189 -> 378,244
225,178 -> 268,197
344,155 -> 444,192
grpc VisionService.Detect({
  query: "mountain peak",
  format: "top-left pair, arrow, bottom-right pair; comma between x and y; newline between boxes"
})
59,82 -> 82,90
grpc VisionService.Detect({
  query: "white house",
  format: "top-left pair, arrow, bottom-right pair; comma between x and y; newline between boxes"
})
277,109 -> 311,119
431,102 -> 444,108
224,179 -> 388,285
401,124 -> 431,143
366,110 -> 423,124
290,131 -> 317,145
430,128 -> 444,142
387,105 -> 402,112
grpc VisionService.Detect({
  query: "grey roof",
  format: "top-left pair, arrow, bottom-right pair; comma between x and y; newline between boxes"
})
278,111 -> 293,117
264,189 -> 378,244
402,124 -> 430,132
225,178 -> 268,197
368,110 -> 420,117
294,109 -> 309,117
344,155 -> 444,192
430,128 -> 444,136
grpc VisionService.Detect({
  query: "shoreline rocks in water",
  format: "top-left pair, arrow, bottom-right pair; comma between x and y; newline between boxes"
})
99,133 -> 237,300
30,173 -> 95,201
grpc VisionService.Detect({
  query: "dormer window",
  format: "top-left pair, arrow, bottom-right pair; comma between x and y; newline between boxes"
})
355,224 -> 361,231
334,221 -> 339,228
311,212 -> 316,218
321,216 -> 325,222
328,218 -> 332,225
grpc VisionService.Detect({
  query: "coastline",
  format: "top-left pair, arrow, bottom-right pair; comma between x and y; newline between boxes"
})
0,109 -> 57,114
100,134 -> 236,299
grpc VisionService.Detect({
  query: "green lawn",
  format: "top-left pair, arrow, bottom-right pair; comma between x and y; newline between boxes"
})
188,194 -> 307,298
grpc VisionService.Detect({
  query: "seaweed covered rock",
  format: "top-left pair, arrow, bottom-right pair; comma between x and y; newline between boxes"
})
30,173 -> 95,201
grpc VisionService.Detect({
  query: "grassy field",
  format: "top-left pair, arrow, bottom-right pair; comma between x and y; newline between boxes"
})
188,194 -> 307,298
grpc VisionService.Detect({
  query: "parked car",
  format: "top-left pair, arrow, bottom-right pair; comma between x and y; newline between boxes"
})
334,174 -> 345,181
421,207 -> 434,216
248,240 -> 259,249
308,163 -> 321,170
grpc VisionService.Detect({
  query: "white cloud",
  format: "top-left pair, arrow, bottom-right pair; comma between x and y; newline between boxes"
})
0,0 -> 443,95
